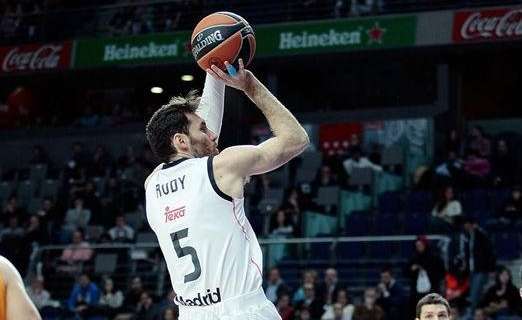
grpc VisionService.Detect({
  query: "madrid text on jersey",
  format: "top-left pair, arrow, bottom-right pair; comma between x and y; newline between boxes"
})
155,175 -> 186,198
174,288 -> 221,306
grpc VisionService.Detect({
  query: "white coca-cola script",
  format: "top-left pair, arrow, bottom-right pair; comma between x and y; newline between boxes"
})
2,45 -> 63,72
459,9 -> 522,40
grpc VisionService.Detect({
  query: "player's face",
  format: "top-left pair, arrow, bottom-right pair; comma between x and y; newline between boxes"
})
417,304 -> 450,320
185,113 -> 219,157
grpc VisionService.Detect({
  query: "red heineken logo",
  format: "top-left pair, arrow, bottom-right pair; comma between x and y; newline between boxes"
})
367,22 -> 386,44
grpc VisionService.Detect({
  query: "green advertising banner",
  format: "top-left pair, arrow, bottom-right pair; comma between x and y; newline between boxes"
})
75,31 -> 192,68
74,15 -> 416,68
256,15 -> 416,56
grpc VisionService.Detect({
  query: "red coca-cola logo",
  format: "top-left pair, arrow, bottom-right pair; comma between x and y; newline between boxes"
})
0,42 -> 72,73
453,8 -> 522,42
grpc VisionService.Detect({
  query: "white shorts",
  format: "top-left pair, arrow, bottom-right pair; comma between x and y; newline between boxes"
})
178,287 -> 282,320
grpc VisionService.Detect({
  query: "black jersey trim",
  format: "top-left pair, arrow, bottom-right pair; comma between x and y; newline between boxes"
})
162,158 -> 189,170
207,156 -> 233,202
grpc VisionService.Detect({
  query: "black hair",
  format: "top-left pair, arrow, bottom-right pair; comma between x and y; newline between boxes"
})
416,293 -> 450,318
145,90 -> 200,163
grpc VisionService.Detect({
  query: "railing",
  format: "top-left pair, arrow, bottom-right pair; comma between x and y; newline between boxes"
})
27,234 -> 450,301
2,0 -> 522,45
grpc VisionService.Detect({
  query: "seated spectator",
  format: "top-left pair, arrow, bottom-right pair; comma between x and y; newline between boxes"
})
293,269 -> 318,305
353,287 -> 384,320
407,236 -> 445,316
322,289 -> 354,320
63,198 -> 91,234
478,266 -> 522,318
446,129 -> 463,156
135,291 -> 160,320
498,186 -> 522,224
269,210 -> 294,238
430,186 -> 462,233
435,151 -> 464,184
277,294 -> 295,320
88,145 -> 112,177
67,273 -> 101,319
35,198 -> 59,230
99,277 -> 124,318
108,214 -> 135,242
160,306 -> 178,320
318,268 -> 343,305
264,267 -> 290,304
467,126 -> 491,158
2,196 -> 26,222
463,150 -> 491,184
26,276 -> 52,310
280,187 -> 305,236
491,139 -> 516,186
58,229 -> 93,273
313,164 -> 338,190
124,276 -> 145,309
343,147 -> 382,176
445,258 -> 470,310
376,266 -> 405,319
296,283 -> 325,319
25,215 -> 48,245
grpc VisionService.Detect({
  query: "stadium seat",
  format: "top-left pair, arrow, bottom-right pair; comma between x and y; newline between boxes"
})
136,232 -> 157,244
345,211 -> 371,236
349,168 -> 374,187
336,242 -> 365,259
29,164 -> 47,186
378,191 -> 402,214
16,180 -> 35,208
40,179 -> 59,199
405,191 -> 433,214
26,198 -> 42,215
494,232 -> 520,260
265,188 -> 285,203
94,253 -> 118,274
373,213 -> 399,235
266,167 -> 288,188
404,212 -> 429,234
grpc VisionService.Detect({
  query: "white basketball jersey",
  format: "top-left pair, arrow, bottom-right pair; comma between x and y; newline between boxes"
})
145,156 -> 263,307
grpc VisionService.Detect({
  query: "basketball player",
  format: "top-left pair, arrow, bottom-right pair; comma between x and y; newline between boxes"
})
145,59 -> 309,320
415,293 -> 450,320
0,256 -> 41,320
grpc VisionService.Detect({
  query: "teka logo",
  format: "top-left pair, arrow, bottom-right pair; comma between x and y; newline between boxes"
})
174,288 -> 221,306
164,206 -> 185,223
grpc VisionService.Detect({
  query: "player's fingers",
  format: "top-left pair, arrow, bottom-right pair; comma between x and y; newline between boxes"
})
211,64 -> 231,81
206,69 -> 221,81
238,58 -> 244,70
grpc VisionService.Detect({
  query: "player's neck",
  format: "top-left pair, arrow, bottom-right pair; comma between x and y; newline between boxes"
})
168,152 -> 193,163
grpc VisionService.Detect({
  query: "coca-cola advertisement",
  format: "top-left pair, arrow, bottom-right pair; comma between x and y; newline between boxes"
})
453,7 -> 522,42
0,41 -> 72,74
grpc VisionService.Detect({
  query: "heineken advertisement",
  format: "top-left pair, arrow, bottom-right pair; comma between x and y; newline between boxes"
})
74,32 -> 192,67
73,15 -> 416,68
255,15 -> 416,55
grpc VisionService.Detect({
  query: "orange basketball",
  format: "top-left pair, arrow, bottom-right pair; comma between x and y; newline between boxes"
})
191,12 -> 256,71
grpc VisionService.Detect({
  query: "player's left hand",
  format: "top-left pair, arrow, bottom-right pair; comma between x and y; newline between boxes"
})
207,59 -> 255,94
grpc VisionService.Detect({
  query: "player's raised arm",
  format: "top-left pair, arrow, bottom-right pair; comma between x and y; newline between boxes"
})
0,257 -> 41,320
207,59 -> 309,196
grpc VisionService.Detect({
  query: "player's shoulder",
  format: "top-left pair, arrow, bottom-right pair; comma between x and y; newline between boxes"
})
0,256 -> 18,282
144,163 -> 165,190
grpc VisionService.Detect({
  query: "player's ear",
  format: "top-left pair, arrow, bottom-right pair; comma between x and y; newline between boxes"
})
172,133 -> 189,151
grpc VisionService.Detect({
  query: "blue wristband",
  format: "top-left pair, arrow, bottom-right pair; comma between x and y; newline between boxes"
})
226,64 -> 237,76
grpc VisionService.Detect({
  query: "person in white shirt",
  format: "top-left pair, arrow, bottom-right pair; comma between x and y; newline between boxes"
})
108,215 -> 134,242
431,186 -> 462,233
343,147 -> 382,176
26,276 -> 51,310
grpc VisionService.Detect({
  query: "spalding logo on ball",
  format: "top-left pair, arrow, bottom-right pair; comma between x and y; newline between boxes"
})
191,12 -> 256,71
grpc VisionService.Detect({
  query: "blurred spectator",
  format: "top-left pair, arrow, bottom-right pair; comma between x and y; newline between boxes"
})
293,269 -> 318,305
491,139 -> 516,186
376,267 -> 405,319
435,151 -> 464,184
407,236 -> 445,313
445,257 -> 470,309
313,164 -> 338,189
447,129 -> 463,156
0,215 -> 25,269
99,277 -> 124,318
124,276 -> 145,308
108,214 -> 135,242
264,267 -> 290,304
450,304 -> 461,320
343,147 -> 382,176
58,229 -> 93,273
67,273 -> 101,318
36,197 -> 58,231
350,0 -> 382,16
296,282 -> 325,319
25,215 -> 48,245
277,293 -> 295,320
63,197 -> 91,233
2,196 -> 26,222
463,151 -> 491,185
473,308 -> 491,320
352,287 -> 384,320
467,127 -> 491,158
280,187 -> 304,236
318,268 -> 343,305
160,306 -> 178,320
478,266 -> 522,318
322,289 -> 354,320
498,186 -> 522,224
460,217 -> 496,313
134,291 -> 160,320
269,210 -> 294,237
299,307 -> 312,320
29,145 -> 50,166
88,145 -> 112,177
431,186 -> 462,233
26,276 -> 52,310
347,134 -> 362,158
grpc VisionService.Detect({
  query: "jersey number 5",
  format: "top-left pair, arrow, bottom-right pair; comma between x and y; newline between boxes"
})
170,228 -> 201,283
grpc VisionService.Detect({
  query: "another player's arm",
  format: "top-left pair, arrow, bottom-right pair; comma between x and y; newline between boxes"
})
209,60 -> 309,197
0,257 -> 41,320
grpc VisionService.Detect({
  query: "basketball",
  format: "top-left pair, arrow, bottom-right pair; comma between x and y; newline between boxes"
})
191,12 -> 256,71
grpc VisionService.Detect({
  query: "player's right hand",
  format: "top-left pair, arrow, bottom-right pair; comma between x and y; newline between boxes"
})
207,59 -> 256,94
